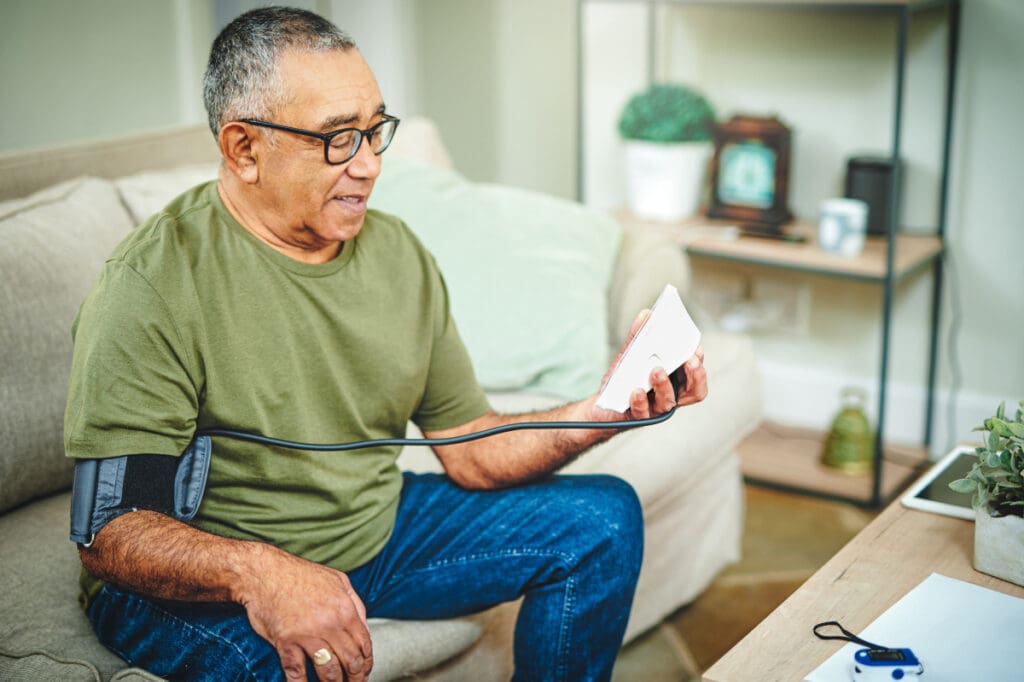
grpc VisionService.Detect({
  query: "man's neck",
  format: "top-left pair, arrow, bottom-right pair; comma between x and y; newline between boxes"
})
216,170 -> 342,265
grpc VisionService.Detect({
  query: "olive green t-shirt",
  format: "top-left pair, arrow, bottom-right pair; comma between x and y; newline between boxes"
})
65,181 -> 490,586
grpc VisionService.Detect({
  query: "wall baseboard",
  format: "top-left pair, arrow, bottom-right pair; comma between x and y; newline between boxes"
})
758,361 -> 1011,459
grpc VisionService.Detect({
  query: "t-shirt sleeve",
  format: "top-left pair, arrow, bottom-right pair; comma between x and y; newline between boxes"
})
64,260 -> 200,460
412,264 -> 491,432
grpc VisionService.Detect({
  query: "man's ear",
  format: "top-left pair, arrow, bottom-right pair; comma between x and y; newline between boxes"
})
218,122 -> 260,184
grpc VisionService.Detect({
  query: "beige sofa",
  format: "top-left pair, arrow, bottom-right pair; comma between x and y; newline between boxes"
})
0,119 -> 761,680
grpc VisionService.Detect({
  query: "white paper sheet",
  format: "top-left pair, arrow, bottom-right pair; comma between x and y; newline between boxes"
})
595,284 -> 700,413
805,573 -> 1024,681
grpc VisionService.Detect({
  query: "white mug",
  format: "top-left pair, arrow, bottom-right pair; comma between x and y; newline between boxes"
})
818,198 -> 869,257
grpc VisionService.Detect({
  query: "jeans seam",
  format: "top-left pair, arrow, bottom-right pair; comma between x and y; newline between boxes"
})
96,586 -> 262,682
386,547 -> 578,590
555,575 -> 577,682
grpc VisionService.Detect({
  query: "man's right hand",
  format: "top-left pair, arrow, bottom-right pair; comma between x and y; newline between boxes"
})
80,511 -> 373,682
238,547 -> 374,682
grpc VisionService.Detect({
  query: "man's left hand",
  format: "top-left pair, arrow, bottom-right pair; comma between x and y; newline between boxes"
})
624,345 -> 707,419
591,309 -> 708,422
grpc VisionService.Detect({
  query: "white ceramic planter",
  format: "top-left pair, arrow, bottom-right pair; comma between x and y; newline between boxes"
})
974,506 -> 1024,587
624,140 -> 711,222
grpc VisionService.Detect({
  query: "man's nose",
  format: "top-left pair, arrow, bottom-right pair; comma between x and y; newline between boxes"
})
345,135 -> 382,179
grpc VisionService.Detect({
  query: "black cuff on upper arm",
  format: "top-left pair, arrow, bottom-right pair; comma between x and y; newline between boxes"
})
119,454 -> 179,513
69,436 -> 212,546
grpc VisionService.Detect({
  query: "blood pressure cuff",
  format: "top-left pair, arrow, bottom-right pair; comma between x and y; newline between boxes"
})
69,435 -> 213,546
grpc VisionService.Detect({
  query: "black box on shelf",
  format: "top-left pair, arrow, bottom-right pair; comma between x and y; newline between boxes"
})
845,156 -> 900,236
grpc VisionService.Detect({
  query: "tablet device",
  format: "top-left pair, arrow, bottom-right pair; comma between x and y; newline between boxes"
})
900,445 -> 978,520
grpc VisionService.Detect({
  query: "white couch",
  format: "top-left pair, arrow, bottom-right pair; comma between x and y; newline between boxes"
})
0,119 -> 761,680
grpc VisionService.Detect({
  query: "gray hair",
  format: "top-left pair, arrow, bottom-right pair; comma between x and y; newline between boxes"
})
202,6 -> 356,137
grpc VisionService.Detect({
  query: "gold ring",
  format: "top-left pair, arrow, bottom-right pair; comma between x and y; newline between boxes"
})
312,648 -> 333,666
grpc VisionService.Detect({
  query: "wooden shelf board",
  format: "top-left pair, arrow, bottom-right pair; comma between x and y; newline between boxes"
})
690,228 -> 940,282
738,422 -> 930,504
618,212 -> 943,282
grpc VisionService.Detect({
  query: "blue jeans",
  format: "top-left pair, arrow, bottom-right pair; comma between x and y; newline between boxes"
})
87,473 -> 644,681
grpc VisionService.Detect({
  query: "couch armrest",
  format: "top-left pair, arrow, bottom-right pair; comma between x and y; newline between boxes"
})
607,225 -> 692,348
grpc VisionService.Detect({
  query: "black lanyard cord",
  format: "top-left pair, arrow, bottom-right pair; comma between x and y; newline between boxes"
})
813,621 -> 887,651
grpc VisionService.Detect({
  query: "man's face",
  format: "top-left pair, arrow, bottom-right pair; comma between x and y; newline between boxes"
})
254,48 -> 385,250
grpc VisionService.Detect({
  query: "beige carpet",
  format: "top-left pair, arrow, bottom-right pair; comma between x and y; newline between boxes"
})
613,485 -> 876,680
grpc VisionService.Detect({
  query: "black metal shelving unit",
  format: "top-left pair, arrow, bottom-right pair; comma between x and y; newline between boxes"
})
576,0 -> 961,507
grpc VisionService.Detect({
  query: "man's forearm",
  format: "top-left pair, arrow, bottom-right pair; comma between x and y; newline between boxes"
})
428,396 -> 619,489
431,354 -> 707,489
80,509 -> 271,604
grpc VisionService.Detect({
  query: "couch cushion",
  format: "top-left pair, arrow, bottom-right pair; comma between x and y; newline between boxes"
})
371,157 -> 622,402
369,617 -> 483,681
113,163 -> 219,225
0,493 -> 146,680
0,650 -> 104,682
0,651 -> 165,682
0,178 -> 136,513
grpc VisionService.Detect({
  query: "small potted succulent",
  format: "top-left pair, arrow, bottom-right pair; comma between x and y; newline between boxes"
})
948,401 -> 1024,586
618,83 -> 716,221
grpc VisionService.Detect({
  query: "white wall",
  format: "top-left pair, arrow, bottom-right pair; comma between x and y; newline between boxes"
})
941,0 -> 1024,444
380,0 -> 578,199
401,0 -> 502,183
328,0 -> 416,117
0,0 -> 213,152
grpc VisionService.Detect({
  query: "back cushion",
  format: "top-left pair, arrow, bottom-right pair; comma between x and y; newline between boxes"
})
0,178 -> 135,512
114,163 -> 219,225
371,157 -> 621,402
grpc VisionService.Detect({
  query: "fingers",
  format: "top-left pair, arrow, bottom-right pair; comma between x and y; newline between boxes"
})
308,644 -> 342,682
334,591 -> 373,681
278,630 -> 372,682
625,369 -> 676,420
345,581 -> 369,631
628,346 -> 707,419
676,346 -> 708,406
315,628 -> 372,682
278,641 -> 314,681
321,590 -> 372,681
629,387 -> 650,419
628,308 -> 651,340
650,368 -> 677,413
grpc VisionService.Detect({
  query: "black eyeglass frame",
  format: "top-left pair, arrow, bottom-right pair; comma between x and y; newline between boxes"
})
239,114 -> 401,165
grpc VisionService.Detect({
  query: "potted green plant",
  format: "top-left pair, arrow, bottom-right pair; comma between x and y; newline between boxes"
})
948,401 -> 1024,586
618,83 -> 716,221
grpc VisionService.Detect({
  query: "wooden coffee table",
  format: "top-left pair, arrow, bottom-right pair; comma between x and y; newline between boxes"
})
702,493 -> 1024,681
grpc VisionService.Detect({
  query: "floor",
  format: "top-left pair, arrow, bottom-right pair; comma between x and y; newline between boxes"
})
612,483 -> 877,680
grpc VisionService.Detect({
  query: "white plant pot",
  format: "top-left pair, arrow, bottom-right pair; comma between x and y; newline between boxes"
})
624,140 -> 712,222
974,506 -> 1024,587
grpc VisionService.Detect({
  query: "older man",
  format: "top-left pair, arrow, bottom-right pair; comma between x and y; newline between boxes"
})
66,6 -> 706,682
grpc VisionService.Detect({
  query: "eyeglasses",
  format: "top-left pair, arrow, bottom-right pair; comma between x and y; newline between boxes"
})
239,114 -> 401,165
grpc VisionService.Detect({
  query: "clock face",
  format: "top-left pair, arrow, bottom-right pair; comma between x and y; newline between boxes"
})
717,142 -> 777,209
